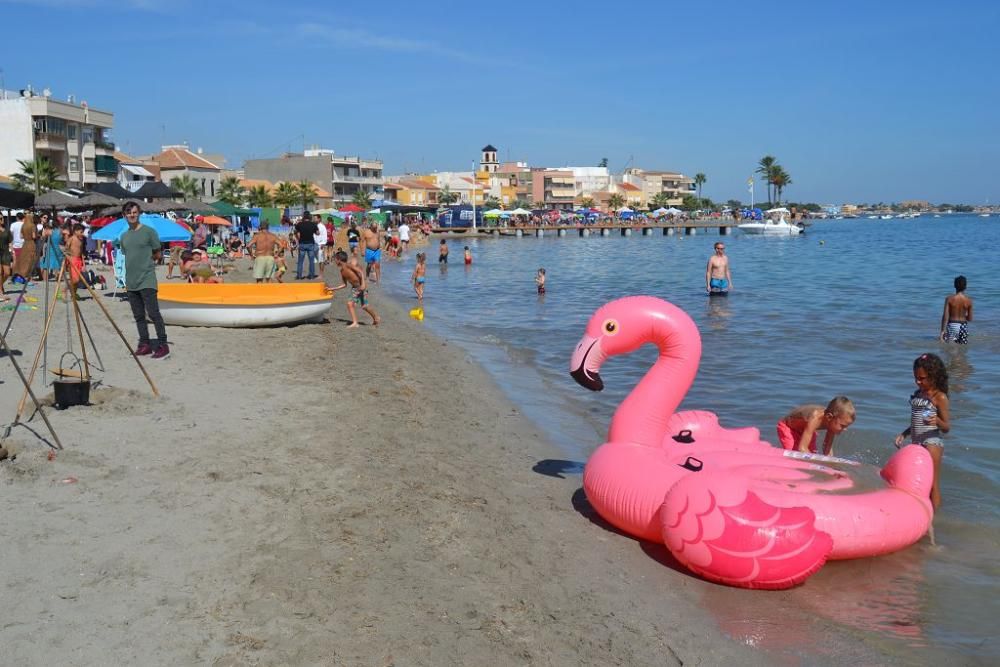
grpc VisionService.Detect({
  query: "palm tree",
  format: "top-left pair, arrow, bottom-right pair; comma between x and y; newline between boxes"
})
532,200 -> 545,209
511,198 -> 532,210
13,157 -> 61,194
351,189 -> 372,210
756,156 -> 777,204
218,176 -> 246,206
579,197 -> 595,209
650,192 -> 673,209
169,174 -> 201,200
694,173 -> 707,199
272,181 -> 299,208
771,167 -> 792,205
247,184 -> 273,208
608,193 -> 626,213
483,196 -> 502,210
437,186 -> 459,205
296,180 -> 318,209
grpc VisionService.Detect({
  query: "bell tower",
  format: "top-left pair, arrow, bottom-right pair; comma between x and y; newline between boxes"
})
480,144 -> 499,173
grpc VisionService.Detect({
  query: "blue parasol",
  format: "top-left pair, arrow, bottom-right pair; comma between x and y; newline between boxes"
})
91,214 -> 192,242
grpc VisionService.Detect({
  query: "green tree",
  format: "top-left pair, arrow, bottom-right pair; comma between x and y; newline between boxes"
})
580,197 -> 595,209
608,193 -> 626,212
247,184 -> 272,208
726,199 -> 743,209
272,181 -> 299,208
598,157 -> 609,168
511,198 -> 532,210
771,166 -> 792,204
694,173 -> 707,199
169,174 -> 201,200
13,157 -> 62,194
483,196 -> 502,209
217,176 -> 246,206
650,192 -> 673,209
351,189 -> 372,210
532,200 -> 545,209
682,194 -> 702,211
296,180 -> 318,209
756,155 -> 777,204
437,186 -> 459,205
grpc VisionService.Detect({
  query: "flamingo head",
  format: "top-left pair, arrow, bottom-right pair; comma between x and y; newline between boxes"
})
571,296 -> 699,392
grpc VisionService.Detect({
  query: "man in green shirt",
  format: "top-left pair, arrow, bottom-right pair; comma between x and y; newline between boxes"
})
120,201 -> 169,359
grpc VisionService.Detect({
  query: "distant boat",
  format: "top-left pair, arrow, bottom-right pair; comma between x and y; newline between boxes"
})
880,214 -> 893,220
738,210 -> 803,235
979,213 -> 990,218
867,215 -> 878,219
933,214 -> 941,218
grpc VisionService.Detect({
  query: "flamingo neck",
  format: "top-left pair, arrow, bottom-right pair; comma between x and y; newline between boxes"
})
608,335 -> 699,448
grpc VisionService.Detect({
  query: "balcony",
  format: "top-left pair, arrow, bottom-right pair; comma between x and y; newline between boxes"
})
34,132 -> 67,151
95,139 -> 116,153
336,175 -> 383,185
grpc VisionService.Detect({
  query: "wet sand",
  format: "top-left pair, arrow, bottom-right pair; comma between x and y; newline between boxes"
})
0,260 -> 775,666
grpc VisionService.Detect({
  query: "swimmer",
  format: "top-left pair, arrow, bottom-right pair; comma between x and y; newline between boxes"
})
535,267 -> 546,294
412,252 -> 426,301
464,246 -> 472,265
438,239 -> 449,263
777,396 -> 855,456
705,241 -> 733,293
940,275 -> 972,344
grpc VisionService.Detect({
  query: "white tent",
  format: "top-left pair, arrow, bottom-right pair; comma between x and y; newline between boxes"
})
666,207 -> 683,215
652,207 -> 669,216
766,207 -> 790,213
618,207 -> 634,213
483,208 -> 504,218
510,207 -> 531,215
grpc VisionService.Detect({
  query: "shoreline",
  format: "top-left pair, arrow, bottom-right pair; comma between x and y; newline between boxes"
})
0,263 -> 773,665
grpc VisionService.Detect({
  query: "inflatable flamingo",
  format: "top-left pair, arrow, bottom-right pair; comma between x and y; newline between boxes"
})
570,296 -> 934,589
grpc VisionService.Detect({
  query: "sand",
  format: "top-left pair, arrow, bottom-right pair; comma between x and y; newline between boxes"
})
0,260 -> 771,666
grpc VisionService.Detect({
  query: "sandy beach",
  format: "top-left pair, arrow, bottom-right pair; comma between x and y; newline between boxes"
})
0,260 -> 776,666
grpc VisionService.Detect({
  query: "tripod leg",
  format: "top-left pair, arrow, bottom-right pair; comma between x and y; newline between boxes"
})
15,258 -> 68,420
0,328 -> 63,450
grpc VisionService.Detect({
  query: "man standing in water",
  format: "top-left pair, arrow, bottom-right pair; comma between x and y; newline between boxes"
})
705,241 -> 733,294
121,201 -> 170,359
362,223 -> 381,284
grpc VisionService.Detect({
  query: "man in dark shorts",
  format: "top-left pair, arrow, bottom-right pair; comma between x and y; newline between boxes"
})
120,201 -> 170,359
294,211 -> 319,279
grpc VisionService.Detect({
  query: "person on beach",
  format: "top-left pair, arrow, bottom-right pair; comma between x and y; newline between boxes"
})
363,223 -> 381,284
398,219 -> 410,254
941,275 -> 972,344
313,214 -> 328,273
535,267 -> 546,294
273,248 -> 287,283
705,241 -> 733,294
295,212 -> 319,279
347,222 -> 360,257
895,353 -> 949,508
777,396 -> 855,456
329,250 -> 380,328
120,201 -> 169,359
10,212 -> 24,268
11,211 -> 39,285
324,216 -> 336,264
438,239 -> 449,264
65,224 -> 85,296
165,240 -> 187,279
39,216 -> 63,283
464,246 -> 472,265
412,252 -> 426,301
248,221 -> 280,283
0,217 -> 12,300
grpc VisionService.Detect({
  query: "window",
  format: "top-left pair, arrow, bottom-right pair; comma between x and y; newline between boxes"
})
81,126 -> 94,144
211,180 -> 215,196
84,158 -> 95,172
69,157 -> 79,172
68,124 -> 77,140
201,179 -> 206,195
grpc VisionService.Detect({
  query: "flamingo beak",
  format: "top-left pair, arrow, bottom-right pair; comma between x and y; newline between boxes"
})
570,335 -> 604,391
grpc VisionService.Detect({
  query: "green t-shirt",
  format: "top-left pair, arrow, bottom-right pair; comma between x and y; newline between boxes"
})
120,224 -> 161,291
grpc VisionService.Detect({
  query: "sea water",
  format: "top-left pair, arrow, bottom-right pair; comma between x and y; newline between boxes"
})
381,216 -> 999,662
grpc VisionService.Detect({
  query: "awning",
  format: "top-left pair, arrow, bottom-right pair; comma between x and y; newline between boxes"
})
121,164 -> 154,178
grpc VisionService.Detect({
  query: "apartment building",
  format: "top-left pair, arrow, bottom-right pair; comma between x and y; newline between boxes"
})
244,148 -> 383,206
0,88 -> 116,187
383,178 -> 440,206
532,169 -> 576,209
623,168 -> 695,206
150,145 -> 223,201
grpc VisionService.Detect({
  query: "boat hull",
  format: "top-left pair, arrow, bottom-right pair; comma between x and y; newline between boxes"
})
157,283 -> 333,327
737,223 -> 802,235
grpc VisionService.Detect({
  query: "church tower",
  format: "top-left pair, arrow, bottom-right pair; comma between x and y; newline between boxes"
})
480,144 -> 499,173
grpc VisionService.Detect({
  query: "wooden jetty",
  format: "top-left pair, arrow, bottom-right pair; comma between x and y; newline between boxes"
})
430,221 -> 742,238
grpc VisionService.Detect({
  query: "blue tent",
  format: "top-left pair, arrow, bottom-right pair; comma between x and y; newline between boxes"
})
91,214 -> 192,242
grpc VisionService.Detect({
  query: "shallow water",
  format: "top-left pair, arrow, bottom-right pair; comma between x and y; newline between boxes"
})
381,216 -> 999,661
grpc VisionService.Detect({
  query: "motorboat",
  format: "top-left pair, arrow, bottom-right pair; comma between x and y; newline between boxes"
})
738,208 -> 803,235
158,283 -> 332,327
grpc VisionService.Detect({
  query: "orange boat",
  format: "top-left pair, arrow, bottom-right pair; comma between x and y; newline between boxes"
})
157,283 -> 332,327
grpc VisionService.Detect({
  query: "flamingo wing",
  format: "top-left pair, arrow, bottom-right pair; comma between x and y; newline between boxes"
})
660,473 -> 833,590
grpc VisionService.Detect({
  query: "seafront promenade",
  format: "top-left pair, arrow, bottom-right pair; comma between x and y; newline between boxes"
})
433,220 -> 743,237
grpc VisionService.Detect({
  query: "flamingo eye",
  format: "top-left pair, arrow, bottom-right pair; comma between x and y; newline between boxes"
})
603,319 -> 619,335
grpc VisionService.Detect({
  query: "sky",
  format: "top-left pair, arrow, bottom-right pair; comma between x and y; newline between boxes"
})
2,0 -> 998,204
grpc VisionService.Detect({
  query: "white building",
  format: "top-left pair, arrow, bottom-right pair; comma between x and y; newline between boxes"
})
0,87 -> 116,187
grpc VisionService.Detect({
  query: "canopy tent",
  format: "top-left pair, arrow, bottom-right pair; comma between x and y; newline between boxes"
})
338,203 -> 365,213
0,188 -> 34,209
482,208 -> 504,218
196,215 -> 232,227
173,199 -> 215,214
256,207 -> 283,228
209,200 -> 254,217
509,207 -> 531,215
619,210 -> 635,220
665,207 -> 683,215
132,181 -> 179,199
371,199 -> 403,208
138,199 -> 176,213
91,214 -> 192,242
34,189 -> 80,209
312,208 -> 347,218
618,207 -> 634,214
88,182 -> 133,199
652,207 -> 669,216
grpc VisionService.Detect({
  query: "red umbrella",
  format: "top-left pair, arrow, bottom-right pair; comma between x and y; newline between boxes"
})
339,204 -> 364,213
89,215 -> 117,229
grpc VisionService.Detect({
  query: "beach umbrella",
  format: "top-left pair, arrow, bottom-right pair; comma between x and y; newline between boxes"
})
483,209 -> 503,218
199,215 -> 232,227
0,188 -> 34,208
339,203 -> 364,213
88,215 -> 118,229
91,214 -> 192,242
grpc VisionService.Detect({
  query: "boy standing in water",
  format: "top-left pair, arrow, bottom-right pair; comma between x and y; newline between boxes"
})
535,268 -> 546,294
941,275 -> 972,344
705,241 -> 733,294
329,250 -> 380,328
777,396 -> 855,456
438,239 -> 449,263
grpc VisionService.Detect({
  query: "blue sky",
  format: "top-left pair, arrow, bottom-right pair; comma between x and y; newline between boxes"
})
2,0 -> 998,204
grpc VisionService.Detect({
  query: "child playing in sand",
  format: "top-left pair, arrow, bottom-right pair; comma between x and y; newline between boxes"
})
412,252 -> 426,301
777,396 -> 855,456
464,246 -> 472,265
941,275 -> 973,344
329,250 -> 380,328
895,353 -> 950,507
535,268 -> 546,294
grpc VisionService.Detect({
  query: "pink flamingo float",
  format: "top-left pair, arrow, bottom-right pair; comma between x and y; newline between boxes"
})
570,296 -> 934,589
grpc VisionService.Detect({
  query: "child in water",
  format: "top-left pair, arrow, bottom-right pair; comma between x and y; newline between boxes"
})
895,353 -> 949,508
438,239 -> 449,263
941,275 -> 973,344
412,252 -> 426,301
464,246 -> 472,265
535,268 -> 546,294
777,396 -> 855,456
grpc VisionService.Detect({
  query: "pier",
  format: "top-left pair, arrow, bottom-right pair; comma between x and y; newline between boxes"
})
430,222 -> 741,238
